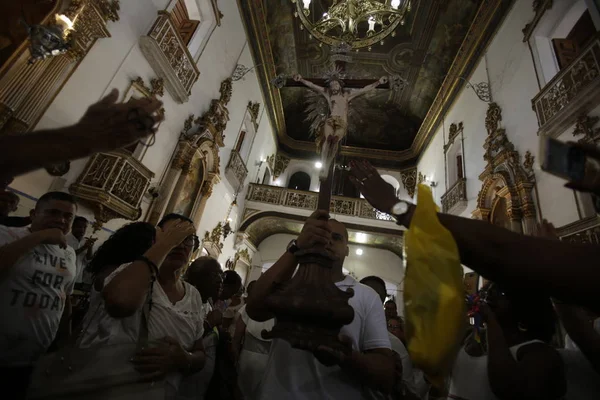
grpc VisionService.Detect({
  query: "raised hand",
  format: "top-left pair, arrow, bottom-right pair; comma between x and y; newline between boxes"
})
74,88 -> 164,153
349,160 -> 398,214
379,76 -> 389,85
296,210 -> 332,250
39,228 -> 68,249
155,219 -> 196,250
293,74 -> 303,82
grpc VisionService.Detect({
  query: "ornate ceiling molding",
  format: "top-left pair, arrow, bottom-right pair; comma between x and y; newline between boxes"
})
238,0 -> 513,166
522,0 -> 553,42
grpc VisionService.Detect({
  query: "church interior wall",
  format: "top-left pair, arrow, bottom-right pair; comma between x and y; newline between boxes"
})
7,0 -> 277,259
417,0 -> 598,229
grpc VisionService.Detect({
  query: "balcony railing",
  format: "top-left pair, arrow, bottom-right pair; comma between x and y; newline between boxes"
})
557,216 -> 600,244
532,37 -> 600,136
140,11 -> 200,103
246,183 -> 394,222
441,178 -> 468,215
70,150 -> 154,222
225,150 -> 248,190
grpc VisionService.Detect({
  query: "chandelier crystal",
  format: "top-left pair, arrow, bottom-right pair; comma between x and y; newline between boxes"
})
292,0 -> 411,49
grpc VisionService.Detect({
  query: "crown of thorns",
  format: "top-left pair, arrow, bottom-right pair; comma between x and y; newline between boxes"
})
324,67 -> 346,86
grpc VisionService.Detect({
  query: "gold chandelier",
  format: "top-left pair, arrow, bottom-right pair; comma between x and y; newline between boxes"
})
292,0 -> 411,50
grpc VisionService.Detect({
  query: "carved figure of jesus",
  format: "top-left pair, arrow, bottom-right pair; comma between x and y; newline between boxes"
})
293,74 -> 388,179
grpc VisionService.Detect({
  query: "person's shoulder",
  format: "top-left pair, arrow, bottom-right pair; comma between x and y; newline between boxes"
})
0,225 -> 29,241
184,281 -> 203,303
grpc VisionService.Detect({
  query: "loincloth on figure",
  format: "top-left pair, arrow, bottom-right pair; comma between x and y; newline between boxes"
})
315,116 -> 347,154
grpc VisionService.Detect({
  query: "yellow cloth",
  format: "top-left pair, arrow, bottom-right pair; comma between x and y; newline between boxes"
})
403,184 -> 465,389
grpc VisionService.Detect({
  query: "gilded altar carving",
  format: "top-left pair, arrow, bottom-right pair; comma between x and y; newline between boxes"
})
417,172 -> 425,185
204,222 -> 224,251
266,153 -> 290,179
0,0 -> 119,135
572,115 -> 600,143
400,167 -> 417,198
194,78 -> 233,147
70,149 -> 154,227
472,103 -> 537,234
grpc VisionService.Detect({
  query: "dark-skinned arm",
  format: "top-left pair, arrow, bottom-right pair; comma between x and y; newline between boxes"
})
554,302 -> 600,374
349,159 -> 600,313
245,251 -> 298,322
246,210 -> 332,322
0,89 -> 163,178
484,307 -> 566,400
103,220 -> 195,317
343,348 -> 395,393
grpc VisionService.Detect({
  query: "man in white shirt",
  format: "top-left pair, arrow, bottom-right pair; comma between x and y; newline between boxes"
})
0,191 -> 78,398
247,210 -> 394,399
361,276 -> 430,400
66,216 -> 95,283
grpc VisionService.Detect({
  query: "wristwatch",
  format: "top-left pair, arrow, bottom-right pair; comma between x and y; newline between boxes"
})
390,200 -> 410,225
287,239 -> 300,255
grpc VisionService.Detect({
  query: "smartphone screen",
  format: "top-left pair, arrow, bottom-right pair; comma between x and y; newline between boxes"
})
541,137 -> 586,181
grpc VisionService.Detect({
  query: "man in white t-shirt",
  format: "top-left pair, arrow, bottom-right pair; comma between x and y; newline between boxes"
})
360,276 -> 430,400
66,216 -> 95,283
247,210 -> 394,399
0,191 -> 78,398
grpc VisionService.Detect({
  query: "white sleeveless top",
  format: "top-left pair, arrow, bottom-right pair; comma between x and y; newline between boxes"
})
447,340 -> 542,400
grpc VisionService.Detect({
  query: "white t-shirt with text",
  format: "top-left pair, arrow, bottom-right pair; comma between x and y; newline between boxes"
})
0,226 -> 76,366
258,275 -> 391,400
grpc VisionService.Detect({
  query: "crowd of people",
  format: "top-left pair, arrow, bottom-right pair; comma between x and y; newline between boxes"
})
1,91 -> 600,399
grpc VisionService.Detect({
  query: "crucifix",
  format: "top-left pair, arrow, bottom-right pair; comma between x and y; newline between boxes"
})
262,64 -> 390,358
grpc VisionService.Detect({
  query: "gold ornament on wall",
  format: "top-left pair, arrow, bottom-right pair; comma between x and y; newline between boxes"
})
195,78 -> 233,147
400,167 -> 417,198
572,115 -> 600,143
267,153 -> 291,179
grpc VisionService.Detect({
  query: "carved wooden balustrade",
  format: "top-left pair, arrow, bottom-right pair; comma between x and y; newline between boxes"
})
441,178 -> 468,215
70,150 -> 154,225
225,150 -> 248,190
246,183 -> 394,222
557,216 -> 600,244
140,11 -> 200,103
532,36 -> 600,137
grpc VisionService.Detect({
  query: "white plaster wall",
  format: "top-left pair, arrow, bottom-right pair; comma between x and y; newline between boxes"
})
9,1 -> 277,254
417,0 -> 588,227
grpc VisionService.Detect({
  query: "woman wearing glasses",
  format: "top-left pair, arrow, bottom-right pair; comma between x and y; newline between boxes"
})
78,214 -> 206,398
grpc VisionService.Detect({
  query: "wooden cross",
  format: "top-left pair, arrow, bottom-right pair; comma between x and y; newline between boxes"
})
283,78 -> 390,90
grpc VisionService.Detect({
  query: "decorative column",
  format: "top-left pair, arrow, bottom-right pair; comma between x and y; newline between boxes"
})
191,173 -> 220,227
162,141 -> 196,217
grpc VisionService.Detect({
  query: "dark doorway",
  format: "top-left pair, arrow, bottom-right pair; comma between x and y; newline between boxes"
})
288,171 -> 311,191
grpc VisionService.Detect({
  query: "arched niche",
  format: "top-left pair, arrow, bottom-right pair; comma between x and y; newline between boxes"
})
165,138 -> 221,225
288,171 -> 311,191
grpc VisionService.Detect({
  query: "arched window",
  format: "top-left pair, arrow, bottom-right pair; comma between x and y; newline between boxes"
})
288,171 -> 311,191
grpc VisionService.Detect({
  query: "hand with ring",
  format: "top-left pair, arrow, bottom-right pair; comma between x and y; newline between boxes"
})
349,160 -> 398,214
74,88 -> 165,153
